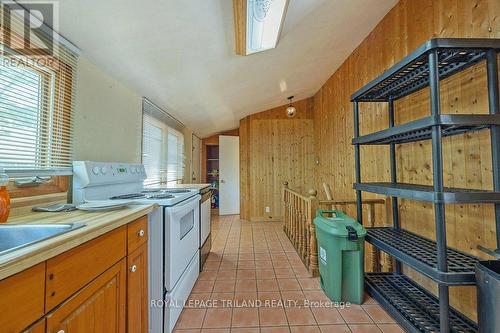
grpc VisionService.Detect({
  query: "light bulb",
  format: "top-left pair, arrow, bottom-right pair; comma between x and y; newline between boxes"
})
286,105 -> 296,117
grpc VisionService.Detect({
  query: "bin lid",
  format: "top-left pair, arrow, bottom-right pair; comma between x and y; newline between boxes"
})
313,210 -> 366,237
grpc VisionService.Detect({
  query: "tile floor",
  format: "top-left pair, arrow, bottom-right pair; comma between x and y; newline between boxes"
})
174,215 -> 404,333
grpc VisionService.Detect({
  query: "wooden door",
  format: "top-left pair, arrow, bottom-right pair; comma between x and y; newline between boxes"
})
219,135 -> 240,215
127,243 -> 148,333
192,134 -> 201,183
46,259 -> 127,333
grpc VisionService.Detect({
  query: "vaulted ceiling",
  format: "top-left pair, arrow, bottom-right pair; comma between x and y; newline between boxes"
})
58,0 -> 397,137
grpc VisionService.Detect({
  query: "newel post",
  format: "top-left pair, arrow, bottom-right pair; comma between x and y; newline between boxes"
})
308,189 -> 319,276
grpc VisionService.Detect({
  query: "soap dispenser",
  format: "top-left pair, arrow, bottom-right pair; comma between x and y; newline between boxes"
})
0,173 -> 10,223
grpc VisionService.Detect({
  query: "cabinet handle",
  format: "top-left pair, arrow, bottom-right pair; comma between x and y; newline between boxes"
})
130,265 -> 137,272
138,229 -> 145,237
57,330 -> 65,333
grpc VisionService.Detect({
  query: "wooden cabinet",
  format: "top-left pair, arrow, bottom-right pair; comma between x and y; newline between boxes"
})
1,215 -> 149,333
46,259 -> 127,333
127,243 -> 148,333
0,263 -> 45,333
45,226 -> 127,311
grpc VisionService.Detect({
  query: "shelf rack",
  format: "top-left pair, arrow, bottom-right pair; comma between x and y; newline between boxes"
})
351,38 -> 500,333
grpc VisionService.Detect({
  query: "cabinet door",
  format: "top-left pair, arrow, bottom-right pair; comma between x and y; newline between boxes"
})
23,319 -> 45,333
0,263 -> 45,333
46,258 -> 127,333
127,243 -> 148,333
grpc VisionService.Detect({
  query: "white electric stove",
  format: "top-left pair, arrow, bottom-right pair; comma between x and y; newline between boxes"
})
72,161 -> 201,333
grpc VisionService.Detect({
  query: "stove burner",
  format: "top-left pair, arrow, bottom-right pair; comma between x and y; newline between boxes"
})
110,193 -> 146,200
141,189 -> 162,193
147,193 -> 175,199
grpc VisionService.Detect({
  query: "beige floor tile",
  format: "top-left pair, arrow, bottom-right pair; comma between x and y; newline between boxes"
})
319,324 -> 351,333
199,270 -> 218,281
238,261 -> 256,270
259,307 -> 288,326
193,280 -> 216,293
361,305 -> 395,324
256,269 -> 276,279
311,307 -> 345,325
176,308 -> 207,329
214,280 -> 236,293
230,328 -> 260,333
237,269 -> 257,280
277,278 -> 301,291
349,324 -> 382,333
285,307 -> 317,326
257,279 -> 280,291
377,324 -> 405,333
203,308 -> 233,328
339,306 -> 373,324
231,307 -> 259,327
260,327 -> 290,333
274,268 -> 296,278
217,270 -> 237,280
298,278 -> 321,290
235,279 -> 257,292
290,326 -> 320,333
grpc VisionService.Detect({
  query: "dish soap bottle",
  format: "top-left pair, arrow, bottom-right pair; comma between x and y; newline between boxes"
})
0,173 -> 10,223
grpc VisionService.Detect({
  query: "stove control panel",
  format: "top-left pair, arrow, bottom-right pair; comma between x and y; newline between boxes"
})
73,161 -> 147,187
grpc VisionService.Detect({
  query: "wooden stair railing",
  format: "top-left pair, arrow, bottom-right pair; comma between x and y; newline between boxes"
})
283,182 -> 319,276
283,182 -> 392,277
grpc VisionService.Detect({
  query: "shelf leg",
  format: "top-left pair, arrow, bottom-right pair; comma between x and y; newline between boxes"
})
354,101 -> 363,224
388,98 -> 402,274
429,50 -> 450,333
486,49 -> 500,250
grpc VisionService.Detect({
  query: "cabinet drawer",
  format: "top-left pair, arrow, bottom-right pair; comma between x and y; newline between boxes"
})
0,263 -> 45,333
127,216 -> 148,253
46,226 -> 127,311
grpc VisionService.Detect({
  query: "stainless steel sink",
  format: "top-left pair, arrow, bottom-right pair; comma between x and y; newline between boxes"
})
0,223 -> 85,256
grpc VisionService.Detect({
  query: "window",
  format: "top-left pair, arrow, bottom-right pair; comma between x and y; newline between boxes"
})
142,99 -> 185,186
0,4 -> 78,177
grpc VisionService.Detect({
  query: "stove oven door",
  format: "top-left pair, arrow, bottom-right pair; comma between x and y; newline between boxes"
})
164,194 -> 200,291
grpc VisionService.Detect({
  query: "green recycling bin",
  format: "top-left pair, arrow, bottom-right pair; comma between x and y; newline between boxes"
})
313,210 -> 366,304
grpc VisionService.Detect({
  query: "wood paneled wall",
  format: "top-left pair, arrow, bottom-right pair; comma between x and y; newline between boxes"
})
313,0 -> 500,321
240,98 -> 315,221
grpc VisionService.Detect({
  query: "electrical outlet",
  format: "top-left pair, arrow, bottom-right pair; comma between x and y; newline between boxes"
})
265,206 -> 270,213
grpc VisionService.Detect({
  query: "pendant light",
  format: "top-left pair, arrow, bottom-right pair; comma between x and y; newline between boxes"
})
286,96 -> 296,118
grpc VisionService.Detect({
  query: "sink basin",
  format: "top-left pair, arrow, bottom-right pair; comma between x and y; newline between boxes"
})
0,223 -> 85,256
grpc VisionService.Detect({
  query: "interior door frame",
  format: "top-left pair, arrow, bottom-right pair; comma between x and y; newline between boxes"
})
191,133 -> 201,183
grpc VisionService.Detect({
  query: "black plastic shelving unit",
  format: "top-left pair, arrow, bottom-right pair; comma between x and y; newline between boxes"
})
365,273 -> 478,333
351,38 -> 500,333
366,228 -> 478,285
352,114 -> 500,145
353,182 -> 500,203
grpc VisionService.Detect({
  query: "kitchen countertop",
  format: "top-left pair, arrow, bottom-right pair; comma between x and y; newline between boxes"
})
0,204 -> 157,280
166,183 -> 211,191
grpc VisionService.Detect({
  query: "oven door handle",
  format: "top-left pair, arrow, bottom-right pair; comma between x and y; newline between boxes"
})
169,195 -> 200,215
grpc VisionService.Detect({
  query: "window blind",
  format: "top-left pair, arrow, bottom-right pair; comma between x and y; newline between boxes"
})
0,2 -> 79,177
142,98 -> 185,186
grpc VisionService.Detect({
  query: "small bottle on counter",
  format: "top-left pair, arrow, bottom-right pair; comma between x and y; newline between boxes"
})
0,173 -> 10,223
